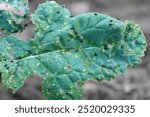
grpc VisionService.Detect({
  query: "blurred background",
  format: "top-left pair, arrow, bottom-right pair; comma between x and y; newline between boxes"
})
0,0 -> 150,100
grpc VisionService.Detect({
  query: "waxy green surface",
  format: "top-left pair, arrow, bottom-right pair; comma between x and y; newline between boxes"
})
0,1 -> 147,99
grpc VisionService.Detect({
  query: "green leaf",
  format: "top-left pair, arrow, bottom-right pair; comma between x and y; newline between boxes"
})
0,0 -> 29,35
0,1 -> 147,99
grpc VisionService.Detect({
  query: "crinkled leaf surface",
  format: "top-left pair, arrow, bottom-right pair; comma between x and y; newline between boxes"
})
0,0 -> 29,34
0,1 -> 147,99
